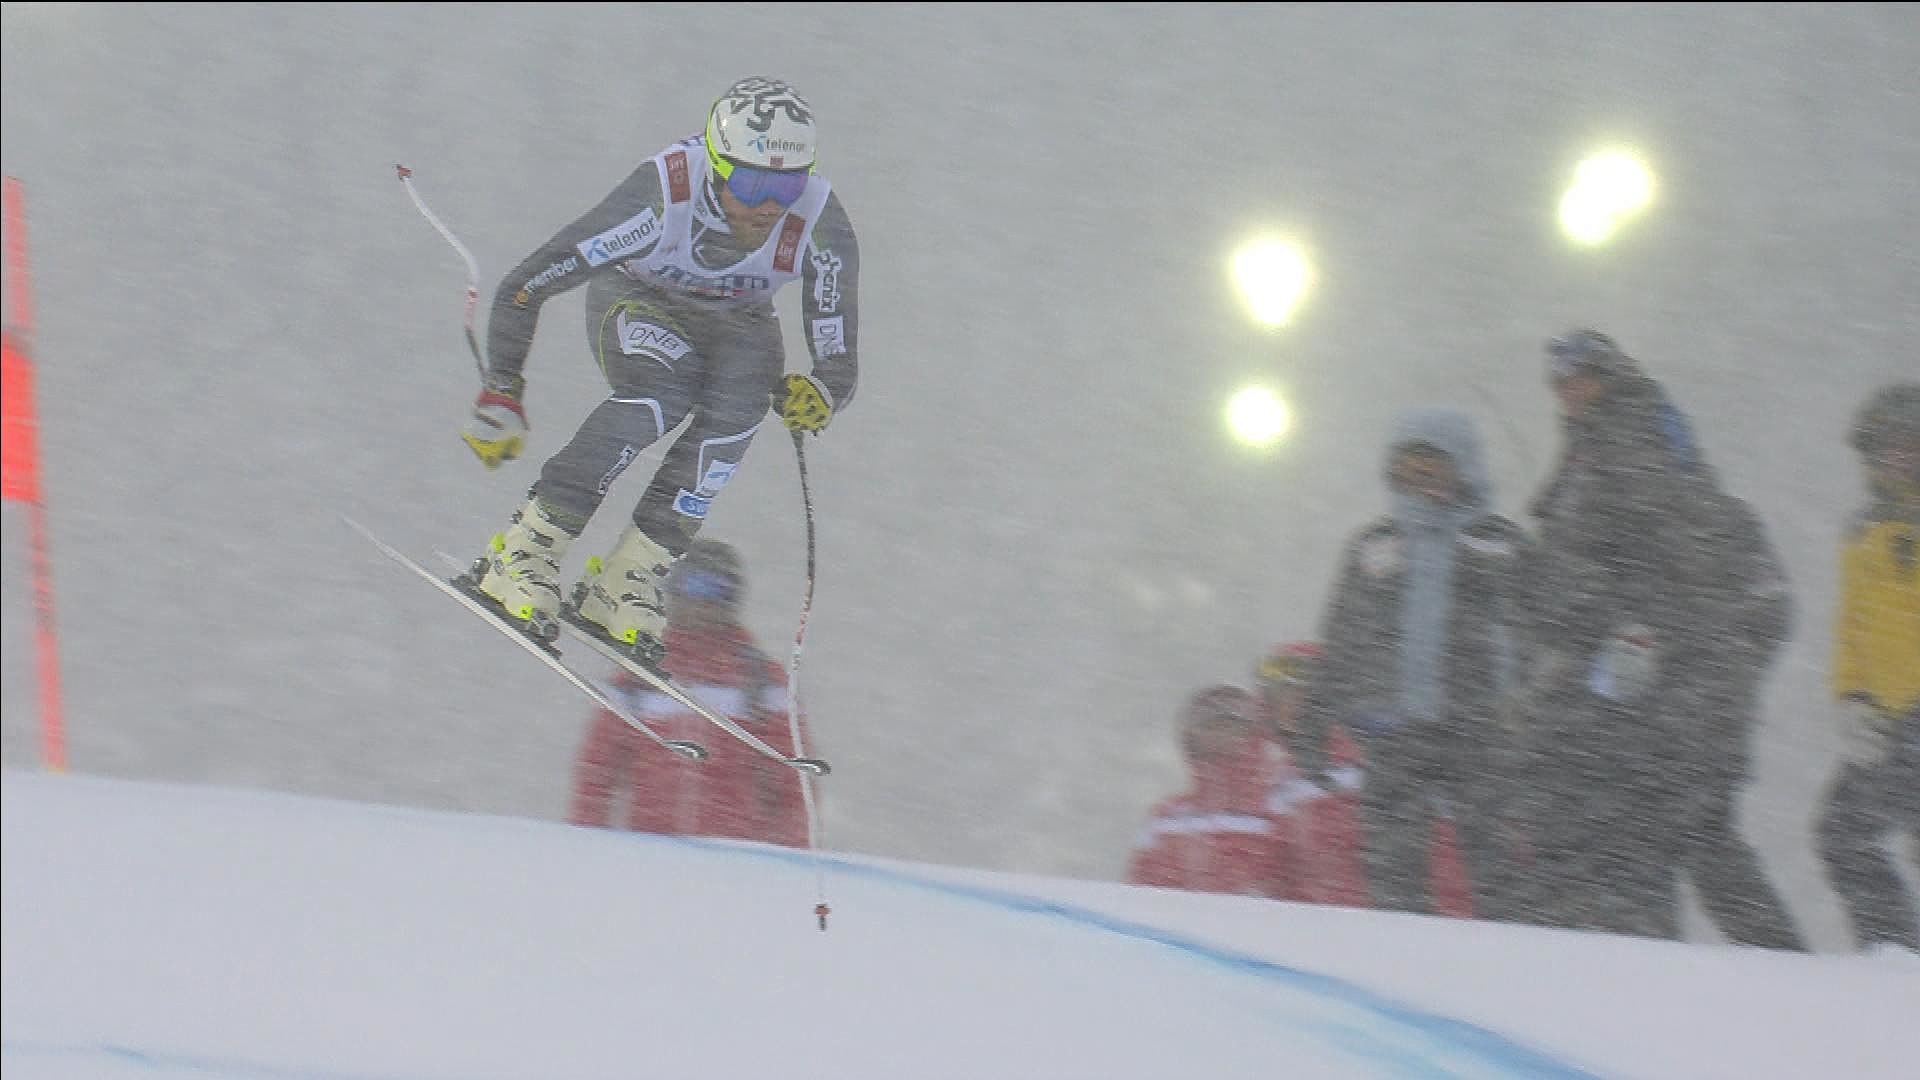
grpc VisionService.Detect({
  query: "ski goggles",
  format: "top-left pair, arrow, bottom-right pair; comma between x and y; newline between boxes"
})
719,161 -> 809,208
673,569 -> 738,605
707,142 -> 810,208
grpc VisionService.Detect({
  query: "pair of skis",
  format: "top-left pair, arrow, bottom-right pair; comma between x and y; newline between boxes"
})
346,517 -> 829,776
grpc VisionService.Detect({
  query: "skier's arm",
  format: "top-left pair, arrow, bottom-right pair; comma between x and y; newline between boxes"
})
798,190 -> 860,412
482,163 -> 670,389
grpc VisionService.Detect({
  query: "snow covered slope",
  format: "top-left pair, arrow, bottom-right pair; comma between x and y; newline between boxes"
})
4,771 -> 1913,1079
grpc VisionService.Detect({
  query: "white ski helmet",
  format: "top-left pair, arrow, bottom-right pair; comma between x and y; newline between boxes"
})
704,76 -> 816,173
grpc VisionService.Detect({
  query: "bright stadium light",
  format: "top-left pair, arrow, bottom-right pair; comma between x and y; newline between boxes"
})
1230,238 -> 1313,326
1225,385 -> 1291,448
1559,150 -> 1656,246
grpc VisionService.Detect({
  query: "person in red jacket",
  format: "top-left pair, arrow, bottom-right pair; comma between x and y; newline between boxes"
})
567,539 -> 809,847
1254,641 -> 1475,917
1128,685 -> 1292,898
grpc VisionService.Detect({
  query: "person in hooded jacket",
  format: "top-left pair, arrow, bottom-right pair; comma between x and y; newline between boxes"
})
1296,407 -> 1532,919
1513,330 -> 1800,945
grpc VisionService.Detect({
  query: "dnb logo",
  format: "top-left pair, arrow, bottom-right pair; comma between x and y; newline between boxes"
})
810,315 -> 846,358
674,459 -> 739,520
613,306 -> 693,367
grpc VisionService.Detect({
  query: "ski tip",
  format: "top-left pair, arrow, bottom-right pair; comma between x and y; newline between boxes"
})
341,515 -> 382,547
668,741 -> 709,761
790,757 -> 831,776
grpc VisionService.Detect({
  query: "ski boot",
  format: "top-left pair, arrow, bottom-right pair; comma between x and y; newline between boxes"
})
565,524 -> 676,670
457,495 -> 573,644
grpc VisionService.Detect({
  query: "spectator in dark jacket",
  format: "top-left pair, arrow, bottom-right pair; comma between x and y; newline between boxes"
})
1256,642 -> 1473,915
1298,407 -> 1532,919
1665,474 -> 1805,950
1513,329 -> 1800,945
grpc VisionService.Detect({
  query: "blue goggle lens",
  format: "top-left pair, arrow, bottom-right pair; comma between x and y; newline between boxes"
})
723,164 -> 809,208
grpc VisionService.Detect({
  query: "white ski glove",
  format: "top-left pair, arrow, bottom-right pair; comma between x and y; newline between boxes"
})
1835,696 -> 1897,769
1588,623 -> 1659,704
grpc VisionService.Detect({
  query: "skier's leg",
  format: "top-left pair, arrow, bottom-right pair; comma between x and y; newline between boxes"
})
539,293 -> 703,525
630,305 -> 785,549
574,304 -> 782,659
468,491 -> 577,636
474,290 -> 696,631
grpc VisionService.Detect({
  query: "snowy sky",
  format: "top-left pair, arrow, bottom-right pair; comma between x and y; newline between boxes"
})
7,770 -> 1917,1079
2,3 -> 1917,946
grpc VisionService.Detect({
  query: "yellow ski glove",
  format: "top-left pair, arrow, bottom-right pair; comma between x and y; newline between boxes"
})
462,375 -> 528,469
775,372 -> 834,434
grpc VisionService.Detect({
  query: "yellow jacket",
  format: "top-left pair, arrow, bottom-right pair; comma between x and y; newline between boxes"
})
1832,512 -> 1920,713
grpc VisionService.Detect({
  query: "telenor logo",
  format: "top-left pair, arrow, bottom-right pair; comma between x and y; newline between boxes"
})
747,135 -> 809,155
578,208 -> 660,267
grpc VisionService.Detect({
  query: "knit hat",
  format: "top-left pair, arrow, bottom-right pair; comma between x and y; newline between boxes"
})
1545,328 -> 1640,382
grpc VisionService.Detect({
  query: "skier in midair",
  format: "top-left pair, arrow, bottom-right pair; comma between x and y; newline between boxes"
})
457,76 -> 860,669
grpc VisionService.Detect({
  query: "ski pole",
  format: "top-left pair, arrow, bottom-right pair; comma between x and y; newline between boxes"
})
788,429 -> 831,929
395,164 -> 486,383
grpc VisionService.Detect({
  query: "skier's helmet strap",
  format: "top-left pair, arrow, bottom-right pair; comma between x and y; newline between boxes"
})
705,76 -> 817,177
